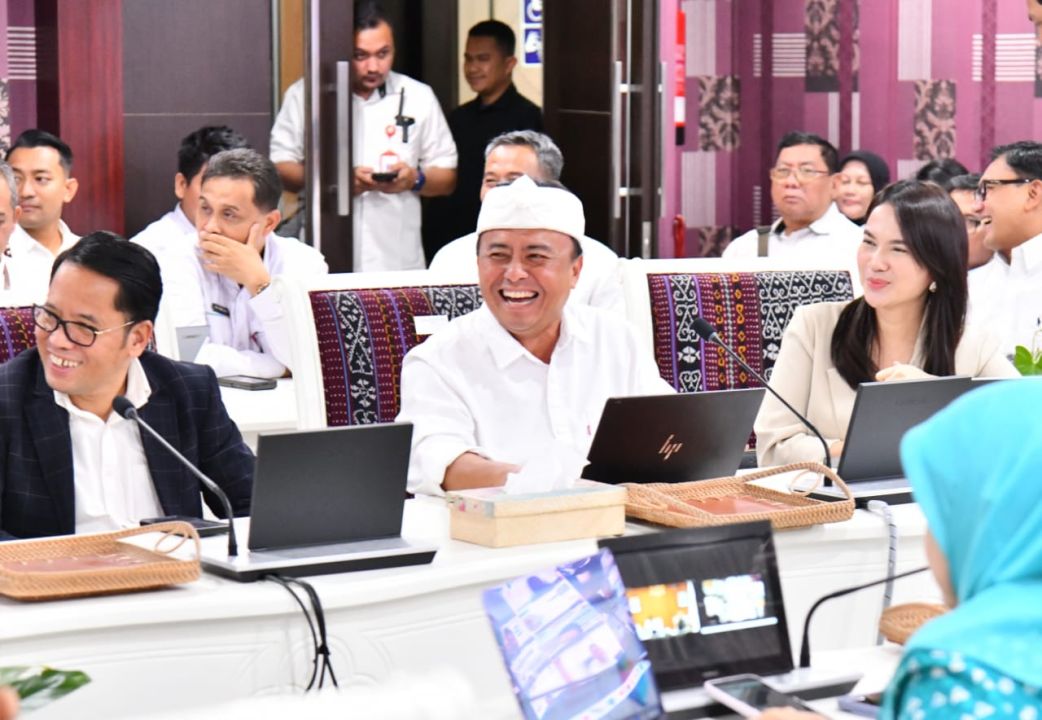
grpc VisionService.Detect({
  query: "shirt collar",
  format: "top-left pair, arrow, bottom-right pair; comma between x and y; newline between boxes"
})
773,202 -> 849,237
479,301 -> 588,369
53,357 -> 153,419
1015,231 -> 1042,273
8,222 -> 78,255
478,83 -> 519,111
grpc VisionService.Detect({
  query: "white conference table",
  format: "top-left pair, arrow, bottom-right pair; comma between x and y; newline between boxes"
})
218,379 -> 298,449
3,497 -> 937,720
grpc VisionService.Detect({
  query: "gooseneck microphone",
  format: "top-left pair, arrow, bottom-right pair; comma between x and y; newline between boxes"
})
798,565 -> 930,668
691,317 -> 833,469
113,395 -> 239,557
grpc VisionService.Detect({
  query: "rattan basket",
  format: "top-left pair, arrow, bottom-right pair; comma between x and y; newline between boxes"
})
623,462 -> 855,530
879,602 -> 947,645
0,521 -> 201,601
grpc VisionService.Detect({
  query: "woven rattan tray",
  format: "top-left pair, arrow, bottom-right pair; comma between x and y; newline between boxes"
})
0,521 -> 201,601
879,602 -> 947,645
623,462 -> 855,530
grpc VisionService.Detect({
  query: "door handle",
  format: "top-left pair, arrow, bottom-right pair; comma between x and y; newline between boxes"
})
335,60 -> 350,217
612,60 -> 624,220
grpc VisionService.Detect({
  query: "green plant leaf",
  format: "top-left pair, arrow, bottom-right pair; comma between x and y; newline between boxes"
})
0,666 -> 91,712
1013,346 -> 1042,376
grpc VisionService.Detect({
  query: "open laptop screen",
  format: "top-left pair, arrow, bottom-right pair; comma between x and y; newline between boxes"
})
599,522 -> 791,691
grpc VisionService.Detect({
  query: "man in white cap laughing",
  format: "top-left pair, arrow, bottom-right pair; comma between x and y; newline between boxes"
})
397,175 -> 672,496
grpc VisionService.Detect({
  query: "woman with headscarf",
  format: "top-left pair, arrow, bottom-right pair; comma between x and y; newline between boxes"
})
757,379 -> 1042,719
833,150 -> 891,225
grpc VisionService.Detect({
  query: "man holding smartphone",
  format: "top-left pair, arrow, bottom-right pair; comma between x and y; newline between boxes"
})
348,1 -> 457,270
0,232 -> 254,540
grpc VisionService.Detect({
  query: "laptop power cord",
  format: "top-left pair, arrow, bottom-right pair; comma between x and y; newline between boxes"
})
266,574 -> 339,690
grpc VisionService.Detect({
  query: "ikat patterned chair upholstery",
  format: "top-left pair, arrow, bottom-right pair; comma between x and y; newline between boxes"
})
0,306 -> 36,363
622,258 -> 856,393
286,272 -> 484,429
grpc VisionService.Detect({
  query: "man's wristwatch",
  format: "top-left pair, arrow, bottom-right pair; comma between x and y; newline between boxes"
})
412,168 -> 426,192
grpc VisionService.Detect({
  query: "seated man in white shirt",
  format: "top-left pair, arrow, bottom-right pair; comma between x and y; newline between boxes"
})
160,148 -> 328,378
131,125 -> 250,259
948,173 -> 1006,326
723,131 -> 862,267
4,129 -> 80,303
428,130 -> 624,312
397,175 -> 672,496
976,140 -> 1042,356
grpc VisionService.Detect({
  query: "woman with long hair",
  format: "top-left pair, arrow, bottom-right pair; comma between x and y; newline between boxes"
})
755,180 -> 1016,466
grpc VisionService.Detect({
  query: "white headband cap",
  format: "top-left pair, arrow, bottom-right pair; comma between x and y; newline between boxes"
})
476,175 -> 585,240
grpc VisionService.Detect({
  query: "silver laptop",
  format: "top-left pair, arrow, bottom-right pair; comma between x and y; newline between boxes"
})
814,376 -> 972,505
202,423 -> 437,582
175,325 -> 209,362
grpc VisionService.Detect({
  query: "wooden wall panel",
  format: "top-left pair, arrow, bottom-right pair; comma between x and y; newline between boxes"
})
35,0 -> 125,236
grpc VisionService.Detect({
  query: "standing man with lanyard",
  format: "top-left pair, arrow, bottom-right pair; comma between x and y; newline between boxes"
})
350,1 -> 457,270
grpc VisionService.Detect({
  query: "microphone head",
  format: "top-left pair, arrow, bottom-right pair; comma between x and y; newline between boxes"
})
112,395 -> 136,419
692,316 -> 718,342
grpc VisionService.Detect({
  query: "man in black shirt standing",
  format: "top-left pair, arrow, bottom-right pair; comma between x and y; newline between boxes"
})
424,20 -> 543,261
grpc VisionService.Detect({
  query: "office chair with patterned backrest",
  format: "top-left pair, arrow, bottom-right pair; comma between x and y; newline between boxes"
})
622,258 -> 857,392
0,305 -> 37,363
285,271 -> 484,429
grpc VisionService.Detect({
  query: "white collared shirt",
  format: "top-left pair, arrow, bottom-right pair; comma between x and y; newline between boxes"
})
270,79 -> 305,165
6,221 -> 80,304
966,253 -> 1009,330
353,72 -> 457,271
396,303 -> 674,496
428,233 -> 626,314
723,202 -> 863,272
159,230 -> 329,378
130,204 -> 196,259
55,358 -> 163,533
983,232 -> 1042,358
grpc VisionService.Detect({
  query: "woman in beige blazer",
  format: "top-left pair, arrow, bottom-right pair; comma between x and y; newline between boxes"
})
755,180 -> 1018,467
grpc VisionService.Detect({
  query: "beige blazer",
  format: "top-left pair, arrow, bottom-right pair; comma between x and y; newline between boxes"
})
755,301 -> 1019,467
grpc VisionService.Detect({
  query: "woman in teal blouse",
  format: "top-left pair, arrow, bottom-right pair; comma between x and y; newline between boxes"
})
760,379 -> 1042,719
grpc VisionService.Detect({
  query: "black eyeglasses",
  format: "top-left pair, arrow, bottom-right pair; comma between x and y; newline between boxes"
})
32,304 -> 136,348
975,178 -> 1032,202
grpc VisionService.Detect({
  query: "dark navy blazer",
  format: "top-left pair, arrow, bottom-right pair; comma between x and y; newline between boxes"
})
0,349 -> 254,540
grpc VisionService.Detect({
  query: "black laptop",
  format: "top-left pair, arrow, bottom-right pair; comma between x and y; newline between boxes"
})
202,422 -> 437,582
582,389 -> 765,484
814,376 -> 973,505
600,523 -> 860,716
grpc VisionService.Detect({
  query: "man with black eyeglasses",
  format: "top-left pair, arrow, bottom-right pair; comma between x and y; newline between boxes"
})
723,131 -> 862,269
974,141 -> 1042,357
0,232 -> 253,540
947,174 -> 1003,327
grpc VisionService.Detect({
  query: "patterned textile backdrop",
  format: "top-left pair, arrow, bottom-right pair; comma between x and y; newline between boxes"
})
0,0 -> 35,152
675,0 -> 1037,257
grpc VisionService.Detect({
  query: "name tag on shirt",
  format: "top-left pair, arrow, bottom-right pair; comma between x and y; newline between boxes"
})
414,315 -> 449,337
211,303 -> 231,317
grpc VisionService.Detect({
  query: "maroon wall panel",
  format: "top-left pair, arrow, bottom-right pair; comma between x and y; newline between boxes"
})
35,0 -> 125,236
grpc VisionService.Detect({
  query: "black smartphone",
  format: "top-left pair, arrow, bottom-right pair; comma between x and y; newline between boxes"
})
140,515 -> 230,538
371,170 -> 399,182
217,374 -> 277,391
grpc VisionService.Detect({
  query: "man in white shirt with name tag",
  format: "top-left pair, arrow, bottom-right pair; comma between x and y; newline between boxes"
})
397,175 -> 672,496
160,149 -> 328,378
723,131 -> 862,269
